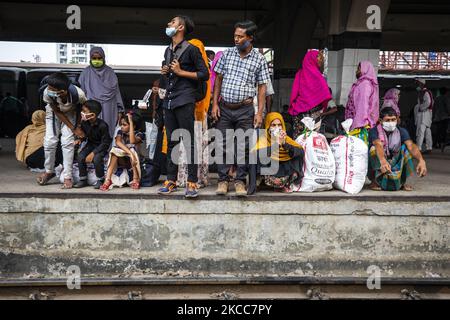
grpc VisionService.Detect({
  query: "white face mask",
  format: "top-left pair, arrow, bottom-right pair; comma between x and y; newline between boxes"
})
382,121 -> 397,132
269,126 -> 281,137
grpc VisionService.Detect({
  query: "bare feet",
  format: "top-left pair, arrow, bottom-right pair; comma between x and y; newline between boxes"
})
369,182 -> 382,191
61,178 -> 73,189
37,172 -> 55,185
401,184 -> 413,191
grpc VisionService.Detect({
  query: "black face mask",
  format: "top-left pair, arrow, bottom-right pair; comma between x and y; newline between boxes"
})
236,40 -> 251,51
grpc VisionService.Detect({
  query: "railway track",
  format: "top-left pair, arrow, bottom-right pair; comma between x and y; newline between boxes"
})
0,277 -> 448,300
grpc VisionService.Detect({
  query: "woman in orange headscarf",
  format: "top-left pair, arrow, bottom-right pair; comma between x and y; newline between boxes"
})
252,112 -> 304,193
177,39 -> 212,188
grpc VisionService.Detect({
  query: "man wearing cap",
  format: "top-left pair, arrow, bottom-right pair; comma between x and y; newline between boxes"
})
414,79 -> 434,154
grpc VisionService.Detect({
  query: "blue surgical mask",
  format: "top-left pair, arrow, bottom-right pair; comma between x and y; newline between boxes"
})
165,27 -> 177,38
236,40 -> 251,51
47,90 -> 59,99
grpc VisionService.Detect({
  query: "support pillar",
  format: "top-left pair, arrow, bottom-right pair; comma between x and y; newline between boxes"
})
272,0 -> 319,111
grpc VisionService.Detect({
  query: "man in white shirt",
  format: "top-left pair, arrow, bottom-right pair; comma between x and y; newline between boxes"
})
37,72 -> 87,189
414,79 -> 433,153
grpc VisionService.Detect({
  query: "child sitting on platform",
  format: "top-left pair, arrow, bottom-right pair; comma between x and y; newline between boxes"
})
100,111 -> 144,191
74,100 -> 112,189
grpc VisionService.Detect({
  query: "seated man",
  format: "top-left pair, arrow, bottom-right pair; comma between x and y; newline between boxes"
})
368,107 -> 427,191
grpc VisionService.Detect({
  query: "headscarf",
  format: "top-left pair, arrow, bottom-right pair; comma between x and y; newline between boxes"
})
345,61 -> 379,130
210,51 -> 223,95
189,39 -> 211,122
252,112 -> 302,162
381,88 -> 401,116
15,110 -> 46,162
78,46 -> 124,106
376,123 -> 401,158
288,50 -> 332,116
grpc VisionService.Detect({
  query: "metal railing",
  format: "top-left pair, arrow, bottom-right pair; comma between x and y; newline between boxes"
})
380,51 -> 450,71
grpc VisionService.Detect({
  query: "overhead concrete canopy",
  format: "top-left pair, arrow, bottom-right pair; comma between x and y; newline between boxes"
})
0,0 -> 449,52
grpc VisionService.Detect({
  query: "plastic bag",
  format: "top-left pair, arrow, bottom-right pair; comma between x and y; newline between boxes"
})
330,119 -> 368,194
57,164 -> 98,185
293,117 -> 335,192
146,121 -> 158,160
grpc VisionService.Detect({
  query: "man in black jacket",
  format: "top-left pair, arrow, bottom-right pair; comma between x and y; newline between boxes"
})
157,15 -> 209,198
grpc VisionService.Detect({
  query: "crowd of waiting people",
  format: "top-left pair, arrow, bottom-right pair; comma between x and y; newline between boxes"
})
9,15 -> 450,198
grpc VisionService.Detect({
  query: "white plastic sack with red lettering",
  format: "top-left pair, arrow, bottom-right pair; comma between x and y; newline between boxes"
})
330,119 -> 368,194
293,117 -> 335,192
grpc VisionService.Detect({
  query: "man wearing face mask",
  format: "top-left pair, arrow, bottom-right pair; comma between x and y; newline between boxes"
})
413,79 -> 434,154
211,20 -> 270,197
37,72 -> 87,189
79,47 -> 124,138
157,15 -> 209,199
368,107 -> 427,192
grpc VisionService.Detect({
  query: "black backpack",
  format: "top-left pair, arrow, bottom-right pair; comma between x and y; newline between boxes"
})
164,42 -> 207,103
194,78 -> 207,102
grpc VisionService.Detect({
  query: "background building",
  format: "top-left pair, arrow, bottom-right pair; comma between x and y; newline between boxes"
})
56,43 -> 107,64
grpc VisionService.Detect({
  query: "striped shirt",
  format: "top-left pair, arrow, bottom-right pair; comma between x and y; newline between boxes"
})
214,47 -> 270,104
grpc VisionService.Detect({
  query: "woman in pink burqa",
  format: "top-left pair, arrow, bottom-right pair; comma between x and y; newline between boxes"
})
381,88 -> 401,117
288,49 -> 331,139
345,61 -> 380,145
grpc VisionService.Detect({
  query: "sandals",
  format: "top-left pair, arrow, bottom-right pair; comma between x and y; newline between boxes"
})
100,179 -> 113,192
37,172 -> 56,186
130,180 -> 140,190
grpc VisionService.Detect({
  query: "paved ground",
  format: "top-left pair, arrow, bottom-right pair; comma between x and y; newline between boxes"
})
1,138 -> 449,199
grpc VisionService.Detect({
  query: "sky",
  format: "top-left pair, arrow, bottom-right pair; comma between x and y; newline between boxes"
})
0,41 -> 228,67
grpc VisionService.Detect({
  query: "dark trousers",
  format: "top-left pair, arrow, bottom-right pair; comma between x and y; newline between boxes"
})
436,119 -> 449,145
77,143 -> 107,179
164,103 -> 197,183
216,103 -> 255,183
26,146 -> 62,169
